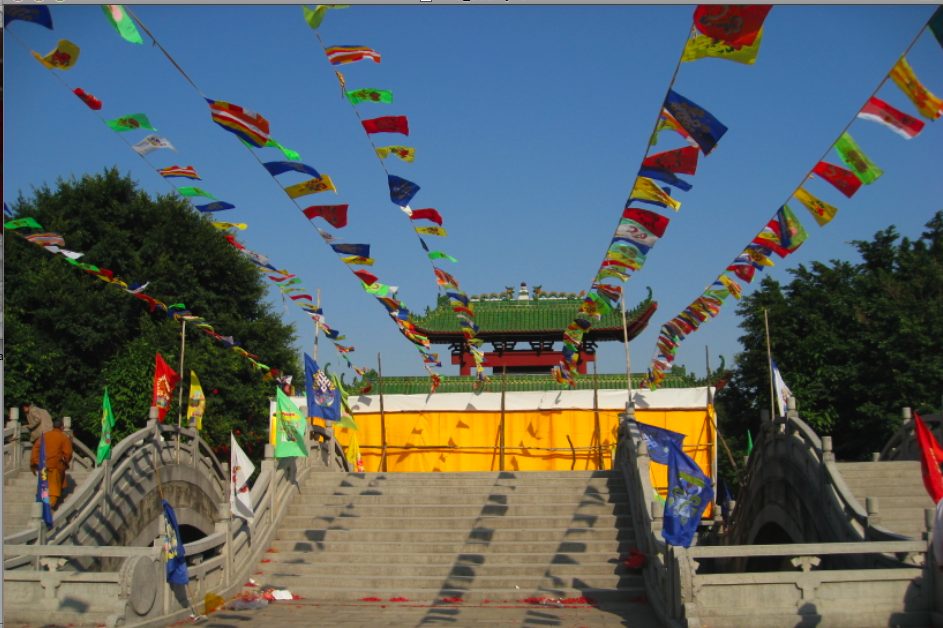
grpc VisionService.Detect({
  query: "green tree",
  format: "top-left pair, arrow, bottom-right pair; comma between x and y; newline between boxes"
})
716,212 -> 943,461
6,169 -> 299,452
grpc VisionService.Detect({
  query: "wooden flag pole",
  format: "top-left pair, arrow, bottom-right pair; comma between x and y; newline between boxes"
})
593,358 -> 603,470
499,366 -> 507,472
764,309 -> 776,421
378,353 -> 387,473
620,294 -> 636,420
313,289 -> 321,361
175,320 -> 187,464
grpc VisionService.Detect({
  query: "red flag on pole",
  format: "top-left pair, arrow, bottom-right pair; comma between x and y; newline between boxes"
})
153,352 -> 180,422
914,411 -> 943,503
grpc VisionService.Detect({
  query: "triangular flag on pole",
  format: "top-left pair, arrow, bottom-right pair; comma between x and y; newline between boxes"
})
230,433 -> 256,522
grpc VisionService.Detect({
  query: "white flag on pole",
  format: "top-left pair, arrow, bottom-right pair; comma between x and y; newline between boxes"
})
771,359 -> 793,417
230,433 -> 255,522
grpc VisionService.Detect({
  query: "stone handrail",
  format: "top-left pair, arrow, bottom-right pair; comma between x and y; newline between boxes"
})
880,411 -> 942,461
4,411 -> 97,475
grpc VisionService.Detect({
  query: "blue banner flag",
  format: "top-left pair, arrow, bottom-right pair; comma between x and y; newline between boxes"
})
388,175 -> 420,206
4,5 -> 53,29
662,439 -> 713,547
637,167 -> 693,192
636,422 -> 686,465
194,201 -> 236,213
161,500 -> 190,585
664,89 -> 728,156
36,434 -> 54,529
330,243 -> 370,258
263,161 -> 321,178
304,354 -> 341,422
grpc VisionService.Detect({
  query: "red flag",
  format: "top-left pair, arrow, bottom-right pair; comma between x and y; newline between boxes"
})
693,5 -> 772,48
641,146 -> 699,175
434,268 -> 458,287
914,412 -> 943,503
857,96 -> 925,140
812,162 -> 862,199
153,352 -> 179,422
354,269 -> 378,285
622,208 -> 670,238
409,208 -> 443,226
73,87 -> 102,110
302,204 -> 349,228
362,116 -> 409,136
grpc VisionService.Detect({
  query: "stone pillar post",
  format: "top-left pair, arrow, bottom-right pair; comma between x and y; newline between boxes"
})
215,495 -> 233,588
822,436 -> 835,463
8,407 -> 22,469
263,444 -> 276,523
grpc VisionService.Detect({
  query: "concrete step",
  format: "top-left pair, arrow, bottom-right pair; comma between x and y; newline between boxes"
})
282,513 -> 631,530
275,526 -> 636,544
267,538 -> 635,555
288,501 -> 630,518
696,609 -> 931,628
262,550 -> 632,567
304,485 -> 628,498
851,495 -> 936,511
292,492 -> 630,508
329,471 -> 620,480
259,559 -> 633,579
835,461 -> 921,473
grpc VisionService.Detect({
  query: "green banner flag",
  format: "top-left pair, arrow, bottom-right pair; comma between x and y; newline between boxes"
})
274,388 -> 308,458
263,138 -> 302,161
346,88 -> 393,105
96,387 -> 117,465
302,4 -> 349,30
834,132 -> 882,185
102,5 -> 143,44
106,113 -> 156,132
177,187 -> 217,200
427,251 -> 458,263
746,430 -> 754,456
4,217 -> 43,230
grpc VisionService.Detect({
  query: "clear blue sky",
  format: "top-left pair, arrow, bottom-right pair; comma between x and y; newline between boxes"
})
5,4 -> 942,381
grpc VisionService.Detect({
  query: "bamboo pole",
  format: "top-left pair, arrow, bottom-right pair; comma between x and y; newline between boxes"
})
620,294 -> 636,420
377,353 -> 387,473
174,320 -> 187,463
764,309 -> 776,421
593,359 -> 603,470
499,365 -> 507,472
313,289 -> 321,362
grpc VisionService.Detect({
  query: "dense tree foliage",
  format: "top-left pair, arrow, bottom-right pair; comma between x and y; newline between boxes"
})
716,212 -> 943,464
5,169 -> 299,453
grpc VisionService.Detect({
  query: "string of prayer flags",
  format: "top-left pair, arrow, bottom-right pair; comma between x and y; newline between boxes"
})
362,116 -> 409,136
833,132 -> 882,184
388,175 -> 420,206
347,88 -> 393,104
102,5 -> 143,44
194,201 -> 235,213
793,187 -> 838,227
33,40 -> 81,70
263,161 -> 321,177
811,162 -> 863,198
303,204 -> 349,228
637,167 -> 693,192
158,165 -> 200,180
682,27 -> 764,65
207,99 -> 271,147
629,177 -> 682,211
889,56 -> 943,120
132,135 -> 176,155
4,5 -> 53,29
415,226 -> 447,237
751,205 -> 808,258
718,274 -> 742,299
73,88 -> 103,110
692,5 -> 772,48
408,208 -> 443,225
326,45 -> 382,65
176,186 -> 217,200
106,113 -> 156,132
641,146 -> 699,175
284,175 -> 336,198
857,96 -> 925,139
663,89 -> 728,155
375,146 -> 416,162
650,108 -> 698,148
301,4 -> 349,30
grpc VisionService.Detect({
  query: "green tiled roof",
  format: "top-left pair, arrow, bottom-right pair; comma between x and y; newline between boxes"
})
374,371 -> 697,395
414,288 -> 654,333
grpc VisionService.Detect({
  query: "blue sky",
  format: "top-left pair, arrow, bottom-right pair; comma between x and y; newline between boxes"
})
5,4 -> 942,381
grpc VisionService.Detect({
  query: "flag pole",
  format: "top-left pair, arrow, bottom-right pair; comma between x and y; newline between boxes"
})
592,358 -> 603,470
313,289 -> 321,361
499,365 -> 507,472
175,319 -> 187,464
763,308 -> 776,420
377,353 -> 387,473
620,294 -> 636,420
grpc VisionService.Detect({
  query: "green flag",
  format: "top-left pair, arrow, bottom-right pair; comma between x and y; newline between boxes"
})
177,187 -> 217,200
746,430 -> 754,456
274,388 -> 308,458
362,282 -> 396,297
263,138 -> 302,161
301,4 -> 349,30
331,374 -> 358,429
428,251 -> 458,263
105,113 -> 155,132
834,132 -> 883,185
102,5 -> 143,44
346,88 -> 393,105
4,217 -> 43,230
96,387 -> 117,465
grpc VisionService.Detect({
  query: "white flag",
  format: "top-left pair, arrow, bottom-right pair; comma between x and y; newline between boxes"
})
132,134 -> 176,156
771,359 -> 793,417
230,433 -> 255,523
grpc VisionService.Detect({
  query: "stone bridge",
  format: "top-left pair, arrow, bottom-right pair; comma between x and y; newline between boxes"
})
3,402 -> 941,627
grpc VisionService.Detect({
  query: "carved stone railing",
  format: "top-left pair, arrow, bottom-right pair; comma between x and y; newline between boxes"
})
4,409 -> 97,476
880,408 -> 943,461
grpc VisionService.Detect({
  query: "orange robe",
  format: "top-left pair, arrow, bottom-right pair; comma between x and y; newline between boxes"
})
31,429 -> 73,508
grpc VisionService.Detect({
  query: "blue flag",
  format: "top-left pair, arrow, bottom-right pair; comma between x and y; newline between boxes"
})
388,175 -> 420,206
637,167 -> 693,192
194,201 -> 236,213
637,422 -> 685,465
664,89 -> 728,156
161,500 -> 189,585
36,434 -> 54,529
662,439 -> 713,547
263,161 -> 320,178
330,243 -> 370,258
304,354 -> 341,422
718,477 -> 734,525
4,5 -> 54,29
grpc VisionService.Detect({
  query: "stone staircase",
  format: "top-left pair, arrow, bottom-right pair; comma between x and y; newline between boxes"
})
255,470 -> 656,618
834,460 -> 935,539
3,460 -> 91,535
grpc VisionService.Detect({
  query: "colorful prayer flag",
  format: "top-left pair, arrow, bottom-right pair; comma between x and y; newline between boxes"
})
263,161 -> 321,177
664,89 -> 727,155
857,96 -> 925,139
752,205 -> 807,257
304,354 -> 341,422
152,352 -> 179,423
641,146 -> 699,175
693,5 -> 772,48
650,108 -> 698,148
187,370 -> 205,430
416,226 -> 447,237
794,187 -> 838,227
274,387 -> 309,458
375,146 -> 416,162
73,87 -> 103,110
889,56 -> 943,120
264,138 -> 302,161
346,88 -> 393,104
302,4 -> 348,30
132,135 -> 175,155
629,177 -> 681,211
230,433 -> 255,522
638,167 -> 692,192
362,116 -> 409,136
5,217 -> 43,231
4,5 -> 53,29
662,438 -> 713,547
718,274 -> 742,299
408,208 -> 443,225
102,5 -> 143,44
353,269 -> 379,285
682,27 -> 764,64
388,175 -> 420,206
303,204 -> 349,228
330,243 -> 369,257
96,387 -> 116,465
36,434 -> 53,529
158,165 -> 200,180
346,431 -> 365,472
341,255 -> 375,265
812,162 -> 862,199
326,45 -> 382,65
207,99 -> 271,147
618,208 -> 670,245
33,40 -> 81,70
284,176 -> 336,198
195,202 -> 235,213
428,251 -> 458,263
177,186 -> 217,200
161,500 -> 190,584
833,132 -> 882,185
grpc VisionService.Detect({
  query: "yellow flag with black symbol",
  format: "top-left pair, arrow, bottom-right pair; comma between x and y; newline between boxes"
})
630,177 -> 681,211
681,28 -> 763,65
794,187 -> 838,227
187,370 -> 206,431
32,39 -> 81,70
284,175 -> 336,199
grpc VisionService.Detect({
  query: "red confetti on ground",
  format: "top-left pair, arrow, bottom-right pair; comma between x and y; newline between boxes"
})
243,582 -> 258,588
623,548 -> 647,570
439,596 -> 463,603
261,559 -> 272,563
292,594 -> 303,600
265,547 -> 279,553
522,597 -> 547,605
389,597 -> 410,602
561,596 -> 596,605
359,597 -> 382,602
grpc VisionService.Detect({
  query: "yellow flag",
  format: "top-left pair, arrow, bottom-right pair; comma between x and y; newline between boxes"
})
681,28 -> 763,65
187,370 -> 206,430
630,177 -> 681,211
284,175 -> 336,198
375,146 -> 416,162
345,430 -> 364,472
341,255 -> 375,266
32,39 -> 81,70
794,187 -> 838,226
889,56 -> 943,120
415,226 -> 447,237
719,274 -> 742,299
211,222 -> 248,230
